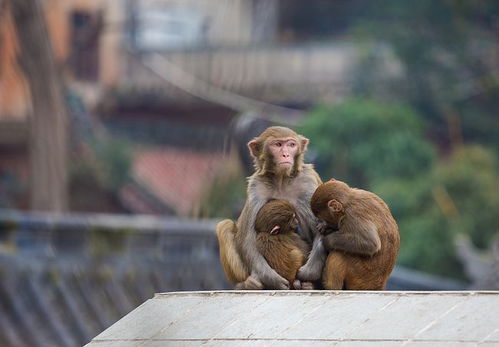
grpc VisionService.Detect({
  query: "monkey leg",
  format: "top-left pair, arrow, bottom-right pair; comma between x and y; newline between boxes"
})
324,253 -> 386,290
346,277 -> 386,290
215,219 -> 249,285
322,252 -> 347,290
344,266 -> 386,290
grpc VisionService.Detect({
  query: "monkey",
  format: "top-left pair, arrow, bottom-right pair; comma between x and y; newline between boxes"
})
254,199 -> 311,286
310,178 -> 400,290
215,126 -> 324,290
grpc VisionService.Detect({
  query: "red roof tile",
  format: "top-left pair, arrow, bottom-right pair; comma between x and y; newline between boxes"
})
132,147 -> 227,216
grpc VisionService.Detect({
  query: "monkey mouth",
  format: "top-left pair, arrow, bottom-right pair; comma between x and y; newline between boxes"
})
278,161 -> 293,166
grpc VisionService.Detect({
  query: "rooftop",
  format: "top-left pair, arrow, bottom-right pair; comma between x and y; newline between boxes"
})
130,147 -> 227,216
87,290 -> 499,346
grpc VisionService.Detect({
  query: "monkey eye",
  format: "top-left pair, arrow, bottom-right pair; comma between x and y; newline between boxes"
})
288,142 -> 296,147
274,142 -> 282,147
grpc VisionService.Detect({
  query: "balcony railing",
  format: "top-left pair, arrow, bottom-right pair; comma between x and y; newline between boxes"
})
121,43 -> 359,106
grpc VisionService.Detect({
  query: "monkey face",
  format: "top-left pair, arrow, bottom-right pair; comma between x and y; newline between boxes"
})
316,209 -> 341,235
270,211 -> 299,234
255,199 -> 299,235
247,126 -> 309,177
311,180 -> 350,234
287,213 -> 299,231
267,137 -> 299,173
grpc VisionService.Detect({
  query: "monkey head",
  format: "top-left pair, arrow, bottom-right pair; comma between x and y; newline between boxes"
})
310,179 -> 350,234
255,199 -> 299,235
247,126 -> 309,177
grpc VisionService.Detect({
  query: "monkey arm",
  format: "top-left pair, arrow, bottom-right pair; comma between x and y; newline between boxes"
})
322,221 -> 381,257
236,199 -> 290,290
295,172 -> 325,282
296,233 -> 327,282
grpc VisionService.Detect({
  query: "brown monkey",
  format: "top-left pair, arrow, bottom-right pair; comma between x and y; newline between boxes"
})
310,179 -> 400,290
216,126 -> 324,290
255,200 -> 310,286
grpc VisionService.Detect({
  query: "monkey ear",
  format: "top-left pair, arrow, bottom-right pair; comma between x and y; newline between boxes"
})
327,199 -> 343,213
299,136 -> 309,152
270,225 -> 280,235
247,139 -> 261,158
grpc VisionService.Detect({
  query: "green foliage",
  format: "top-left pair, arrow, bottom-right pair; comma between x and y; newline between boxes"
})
69,136 -> 132,212
340,0 -> 499,280
352,0 -> 499,153
0,171 -> 26,208
89,136 -> 133,191
373,145 -> 499,279
300,98 -> 435,187
199,169 -> 246,219
434,146 -> 499,249
301,98 -> 499,280
90,226 -> 132,256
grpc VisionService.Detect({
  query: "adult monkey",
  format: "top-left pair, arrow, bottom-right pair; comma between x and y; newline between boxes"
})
216,126 -> 325,289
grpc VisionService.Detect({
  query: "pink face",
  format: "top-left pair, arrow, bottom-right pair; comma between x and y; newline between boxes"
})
268,137 -> 299,168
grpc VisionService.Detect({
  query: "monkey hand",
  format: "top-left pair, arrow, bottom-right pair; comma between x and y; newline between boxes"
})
254,268 -> 290,290
297,262 -> 322,282
317,221 -> 329,235
318,221 -> 338,235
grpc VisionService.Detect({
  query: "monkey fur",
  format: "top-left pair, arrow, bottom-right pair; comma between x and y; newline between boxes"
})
215,126 -> 323,290
311,179 -> 400,290
254,200 -> 310,285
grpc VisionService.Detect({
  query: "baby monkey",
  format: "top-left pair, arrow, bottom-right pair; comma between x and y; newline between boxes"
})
255,199 -> 311,288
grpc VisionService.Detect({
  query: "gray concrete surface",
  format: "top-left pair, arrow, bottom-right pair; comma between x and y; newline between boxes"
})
86,291 -> 499,346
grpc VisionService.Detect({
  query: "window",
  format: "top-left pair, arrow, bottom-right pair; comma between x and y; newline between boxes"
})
132,4 -> 207,50
70,11 -> 101,81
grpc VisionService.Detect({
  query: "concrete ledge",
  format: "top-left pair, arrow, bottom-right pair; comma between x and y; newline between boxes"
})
86,290 -> 499,346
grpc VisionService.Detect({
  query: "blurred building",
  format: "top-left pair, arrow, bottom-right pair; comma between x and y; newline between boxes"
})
0,0 -> 359,215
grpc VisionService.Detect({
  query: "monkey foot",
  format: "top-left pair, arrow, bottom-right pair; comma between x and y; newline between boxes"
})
292,280 -> 314,290
235,276 -> 264,290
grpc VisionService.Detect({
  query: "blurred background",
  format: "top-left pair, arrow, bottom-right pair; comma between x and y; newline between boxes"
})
1,0 -> 498,345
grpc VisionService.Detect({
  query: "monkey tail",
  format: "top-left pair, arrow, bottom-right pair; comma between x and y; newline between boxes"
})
216,219 -> 237,236
215,219 -> 249,284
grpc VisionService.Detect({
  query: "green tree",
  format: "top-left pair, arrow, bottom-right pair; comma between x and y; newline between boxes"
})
434,146 -> 499,249
90,137 -> 133,191
199,155 -> 246,219
199,173 -> 246,219
353,0 -> 499,153
300,98 -> 435,188
300,99 -> 499,280
374,145 -> 499,279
